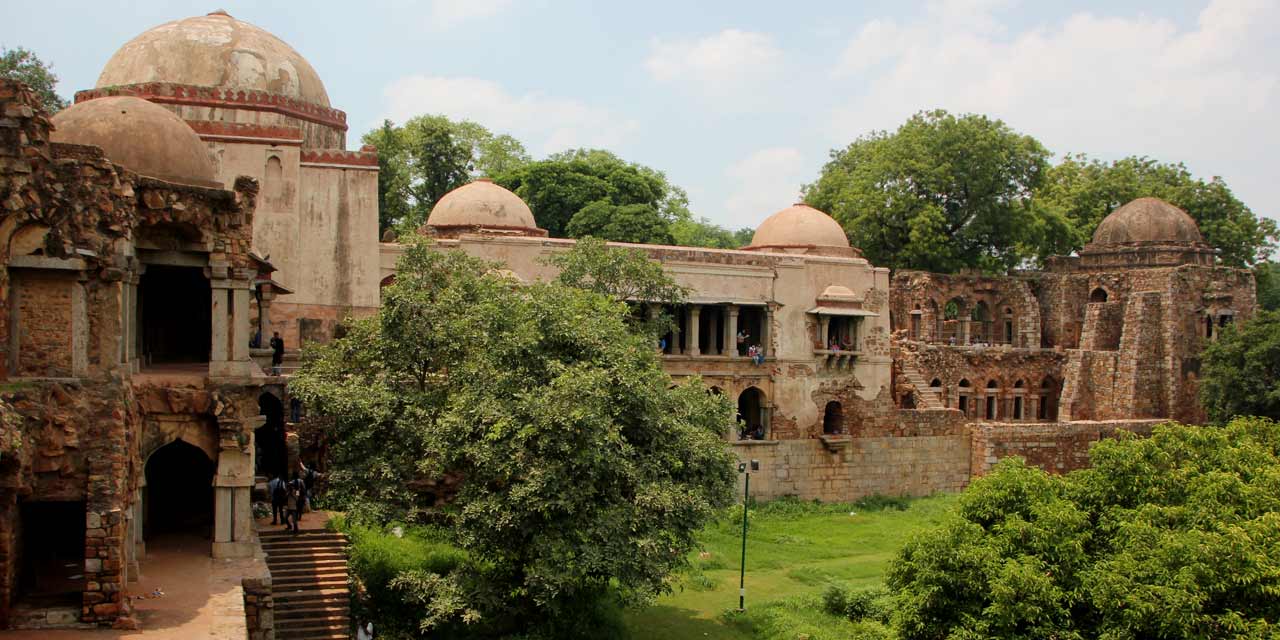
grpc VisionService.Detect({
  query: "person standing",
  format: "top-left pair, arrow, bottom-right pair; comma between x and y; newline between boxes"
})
269,331 -> 285,376
287,474 -> 305,534
269,475 -> 287,525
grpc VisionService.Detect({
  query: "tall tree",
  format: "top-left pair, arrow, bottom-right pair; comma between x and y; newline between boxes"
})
495,149 -> 689,241
291,240 -> 735,634
1256,262 -> 1280,312
0,47 -> 68,114
669,217 -> 755,249
360,116 -> 531,236
1038,155 -> 1278,267
1199,310 -> 1280,422
890,417 -> 1280,640
804,110 -> 1064,273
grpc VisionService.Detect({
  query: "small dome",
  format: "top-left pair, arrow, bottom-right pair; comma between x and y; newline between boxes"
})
426,179 -> 538,230
818,285 -> 858,301
96,11 -> 330,107
1092,197 -> 1204,245
747,204 -> 850,251
51,96 -> 219,188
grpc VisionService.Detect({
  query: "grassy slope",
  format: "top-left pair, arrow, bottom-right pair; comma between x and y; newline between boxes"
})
623,494 -> 958,640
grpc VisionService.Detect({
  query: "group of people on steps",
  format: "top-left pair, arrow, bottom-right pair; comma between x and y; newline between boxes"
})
268,461 -> 321,534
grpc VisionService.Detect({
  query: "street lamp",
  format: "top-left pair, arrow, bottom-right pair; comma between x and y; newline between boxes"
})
737,459 -> 759,611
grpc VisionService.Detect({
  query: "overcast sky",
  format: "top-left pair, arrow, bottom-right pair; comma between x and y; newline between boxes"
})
3,0 -> 1277,232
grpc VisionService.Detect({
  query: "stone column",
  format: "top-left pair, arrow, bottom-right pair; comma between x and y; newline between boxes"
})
127,273 -> 140,372
687,305 -> 701,357
258,290 -> 274,344
118,280 -> 130,366
212,420 -> 256,559
670,307 -> 682,355
959,318 -> 971,345
210,283 -> 229,364
818,316 -> 831,349
725,305 -> 739,358
231,285 -> 250,363
760,306 -> 772,357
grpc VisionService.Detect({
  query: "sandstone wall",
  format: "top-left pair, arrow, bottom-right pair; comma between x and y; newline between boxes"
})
969,419 -> 1160,476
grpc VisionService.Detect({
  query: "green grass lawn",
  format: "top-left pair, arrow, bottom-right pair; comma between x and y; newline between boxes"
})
622,494 -> 959,640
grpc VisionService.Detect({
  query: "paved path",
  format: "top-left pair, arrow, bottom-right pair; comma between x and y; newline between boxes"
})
2,534 -> 256,639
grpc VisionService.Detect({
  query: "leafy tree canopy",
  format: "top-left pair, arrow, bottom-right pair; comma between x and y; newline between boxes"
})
1038,154 -> 1278,267
290,239 -> 735,635
669,217 -> 755,250
361,116 -> 531,236
889,417 -> 1280,640
1256,262 -> 1280,312
495,148 -> 691,240
543,236 -> 688,338
804,109 -> 1065,273
1200,310 -> 1280,423
0,46 -> 68,114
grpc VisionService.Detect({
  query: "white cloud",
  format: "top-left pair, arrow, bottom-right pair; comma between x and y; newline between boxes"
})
427,0 -> 512,30
828,0 -> 1280,226
381,75 -> 639,155
645,29 -> 783,98
723,147 -> 807,227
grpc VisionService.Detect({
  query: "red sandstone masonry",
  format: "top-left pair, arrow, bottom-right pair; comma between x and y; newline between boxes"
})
75,83 -> 348,130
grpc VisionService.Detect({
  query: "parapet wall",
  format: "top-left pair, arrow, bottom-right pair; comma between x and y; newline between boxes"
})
969,419 -> 1161,476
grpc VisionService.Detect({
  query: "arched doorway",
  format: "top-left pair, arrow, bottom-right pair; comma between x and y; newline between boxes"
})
145,439 -> 215,539
1090,287 -> 1108,303
737,387 -> 766,440
256,392 -> 287,480
823,401 -> 843,435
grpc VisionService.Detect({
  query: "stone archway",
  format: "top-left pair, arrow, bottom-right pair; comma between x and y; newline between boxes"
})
256,392 -> 287,479
144,439 -> 215,539
737,387 -> 766,439
822,401 -> 844,435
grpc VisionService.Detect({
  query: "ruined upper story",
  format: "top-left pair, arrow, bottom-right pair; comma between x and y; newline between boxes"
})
0,79 -> 260,383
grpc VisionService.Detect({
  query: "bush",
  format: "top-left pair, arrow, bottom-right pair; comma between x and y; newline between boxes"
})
822,584 -> 892,623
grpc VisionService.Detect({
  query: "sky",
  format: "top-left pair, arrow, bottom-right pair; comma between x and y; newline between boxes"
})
3,0 -> 1278,233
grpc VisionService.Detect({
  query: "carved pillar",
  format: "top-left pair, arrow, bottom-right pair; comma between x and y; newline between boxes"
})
212,419 -> 257,559
71,275 -> 88,376
818,315 -> 831,349
231,285 -> 250,363
726,305 -> 739,358
687,305 -> 701,357
959,318 -> 971,345
210,283 -> 229,365
761,306 -> 772,357
258,290 -> 274,344
128,271 -> 140,372
670,306 -> 682,355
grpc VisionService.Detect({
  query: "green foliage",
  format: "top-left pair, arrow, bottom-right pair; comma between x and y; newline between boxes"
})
804,109 -> 1058,273
669,217 -> 754,249
360,116 -> 530,235
1038,154 -> 1278,267
1200,310 -> 1280,422
292,239 -> 736,635
1256,262 -> 1280,312
822,584 -> 892,623
0,46 -> 67,114
542,236 -> 688,337
495,148 -> 689,240
888,418 -> 1280,640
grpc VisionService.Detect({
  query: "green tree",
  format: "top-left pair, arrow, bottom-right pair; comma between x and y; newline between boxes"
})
495,148 -> 689,240
1038,154 -> 1278,267
804,110 -> 1064,273
1199,310 -> 1280,422
889,417 -> 1280,640
669,217 -> 755,249
1256,262 -> 1280,312
360,116 -> 531,236
291,239 -> 735,635
0,46 -> 68,114
543,236 -> 688,338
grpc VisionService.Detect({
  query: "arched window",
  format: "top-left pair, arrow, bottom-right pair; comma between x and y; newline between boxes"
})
958,378 -> 971,415
1039,377 -> 1060,421
942,298 -> 965,344
265,155 -> 284,201
971,302 -> 992,345
1012,380 -> 1025,420
1002,307 -> 1015,346
823,401 -> 843,435
737,387 -> 766,440
1090,287 -> 1108,303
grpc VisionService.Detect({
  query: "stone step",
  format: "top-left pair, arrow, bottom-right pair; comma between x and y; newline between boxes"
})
274,575 -> 349,590
275,595 -> 350,612
276,621 -> 350,640
275,604 -> 350,621
276,610 -> 350,625
268,552 -> 348,566
274,589 -> 350,605
260,528 -> 345,539
271,566 -> 348,580
268,557 -> 348,570
261,539 -> 347,552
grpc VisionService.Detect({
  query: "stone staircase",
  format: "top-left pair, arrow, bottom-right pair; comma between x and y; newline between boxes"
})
260,528 -> 352,640
901,365 -> 946,410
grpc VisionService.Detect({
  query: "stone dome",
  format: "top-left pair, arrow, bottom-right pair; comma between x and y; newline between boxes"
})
747,204 -> 851,251
95,10 -> 330,107
1091,197 -> 1205,245
426,179 -> 539,230
50,96 -> 219,188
